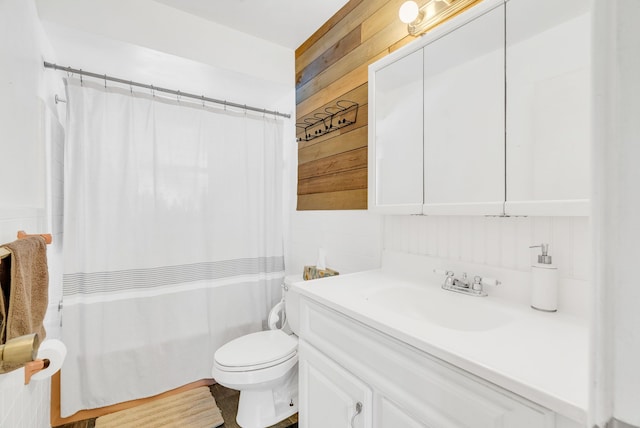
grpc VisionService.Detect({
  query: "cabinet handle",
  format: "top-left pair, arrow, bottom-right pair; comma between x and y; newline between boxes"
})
350,401 -> 363,428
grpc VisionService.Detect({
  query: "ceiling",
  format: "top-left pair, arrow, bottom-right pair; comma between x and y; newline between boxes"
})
152,0 -> 350,50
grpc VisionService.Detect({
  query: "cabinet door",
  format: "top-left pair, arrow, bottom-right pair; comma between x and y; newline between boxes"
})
375,396 -> 429,428
299,340 -> 373,428
368,49 -> 424,214
505,0 -> 591,216
423,4 -> 505,215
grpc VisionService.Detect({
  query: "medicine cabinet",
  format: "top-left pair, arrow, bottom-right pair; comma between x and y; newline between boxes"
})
368,0 -> 590,216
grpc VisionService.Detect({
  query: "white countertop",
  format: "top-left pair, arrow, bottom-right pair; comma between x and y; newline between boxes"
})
291,269 -> 588,424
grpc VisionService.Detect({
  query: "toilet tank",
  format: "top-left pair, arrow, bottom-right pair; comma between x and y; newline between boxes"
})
284,275 -> 302,336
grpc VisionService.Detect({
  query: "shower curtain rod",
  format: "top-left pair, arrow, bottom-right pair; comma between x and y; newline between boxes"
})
43,61 -> 291,119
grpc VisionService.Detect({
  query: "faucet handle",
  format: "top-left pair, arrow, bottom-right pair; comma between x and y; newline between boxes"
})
480,277 -> 501,287
472,276 -> 483,291
472,276 -> 501,292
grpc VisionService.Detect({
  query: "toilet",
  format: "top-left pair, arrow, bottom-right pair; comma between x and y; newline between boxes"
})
212,275 -> 301,428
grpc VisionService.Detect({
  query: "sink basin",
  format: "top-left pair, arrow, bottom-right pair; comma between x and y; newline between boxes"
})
363,285 -> 512,331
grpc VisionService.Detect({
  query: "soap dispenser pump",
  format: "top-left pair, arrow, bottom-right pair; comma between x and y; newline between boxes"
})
529,243 -> 558,312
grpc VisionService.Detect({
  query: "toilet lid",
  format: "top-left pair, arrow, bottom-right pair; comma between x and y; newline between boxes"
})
215,330 -> 297,370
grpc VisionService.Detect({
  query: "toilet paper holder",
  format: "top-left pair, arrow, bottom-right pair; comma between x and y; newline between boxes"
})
24,358 -> 50,384
0,333 -> 50,384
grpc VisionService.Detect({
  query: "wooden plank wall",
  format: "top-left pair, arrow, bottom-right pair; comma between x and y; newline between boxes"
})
295,0 -> 478,210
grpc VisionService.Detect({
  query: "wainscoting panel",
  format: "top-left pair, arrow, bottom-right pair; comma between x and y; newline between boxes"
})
383,215 -> 590,281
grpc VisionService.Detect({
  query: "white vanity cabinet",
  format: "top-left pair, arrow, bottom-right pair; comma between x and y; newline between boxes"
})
298,297 -> 559,428
422,2 -> 505,215
504,0 -> 591,216
299,340 -> 372,428
368,48 -> 424,214
375,396 -> 427,428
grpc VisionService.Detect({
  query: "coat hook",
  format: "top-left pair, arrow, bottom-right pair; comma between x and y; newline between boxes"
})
201,95 -> 205,108
104,74 -> 107,88
177,90 -> 181,103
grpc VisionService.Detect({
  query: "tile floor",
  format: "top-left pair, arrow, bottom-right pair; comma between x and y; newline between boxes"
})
54,384 -> 298,428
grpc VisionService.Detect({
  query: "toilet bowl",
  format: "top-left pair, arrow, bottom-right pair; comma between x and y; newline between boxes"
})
212,275 -> 301,428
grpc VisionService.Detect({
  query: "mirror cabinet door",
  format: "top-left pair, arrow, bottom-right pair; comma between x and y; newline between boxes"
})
370,49 -> 424,213
422,4 -> 505,215
505,0 -> 591,216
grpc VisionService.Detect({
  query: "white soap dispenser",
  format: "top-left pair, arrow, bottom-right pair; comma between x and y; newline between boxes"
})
529,243 -> 558,312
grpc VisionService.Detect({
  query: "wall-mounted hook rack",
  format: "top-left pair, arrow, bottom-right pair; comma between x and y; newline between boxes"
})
296,100 -> 359,142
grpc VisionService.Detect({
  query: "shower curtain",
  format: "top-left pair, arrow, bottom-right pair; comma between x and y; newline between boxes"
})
61,78 -> 285,416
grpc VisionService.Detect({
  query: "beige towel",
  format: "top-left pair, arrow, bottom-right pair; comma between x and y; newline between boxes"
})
0,236 -> 49,373
0,255 -> 8,344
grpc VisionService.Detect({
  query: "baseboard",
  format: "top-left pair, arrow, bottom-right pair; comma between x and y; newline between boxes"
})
50,372 -> 215,426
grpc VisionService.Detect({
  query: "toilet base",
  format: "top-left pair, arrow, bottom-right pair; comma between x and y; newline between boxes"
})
236,367 -> 298,428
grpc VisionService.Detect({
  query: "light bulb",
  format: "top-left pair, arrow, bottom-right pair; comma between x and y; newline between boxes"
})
399,1 -> 420,24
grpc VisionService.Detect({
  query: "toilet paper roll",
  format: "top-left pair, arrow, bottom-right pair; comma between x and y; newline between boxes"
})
30,339 -> 67,381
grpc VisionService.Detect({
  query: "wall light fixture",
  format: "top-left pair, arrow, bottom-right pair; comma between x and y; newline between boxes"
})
399,0 -> 478,36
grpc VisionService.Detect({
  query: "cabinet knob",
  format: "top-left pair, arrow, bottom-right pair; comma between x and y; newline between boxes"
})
350,401 -> 363,427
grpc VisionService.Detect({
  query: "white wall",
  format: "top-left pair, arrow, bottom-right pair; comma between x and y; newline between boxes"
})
283,125 -> 383,276
34,0 -> 292,87
285,209 -> 383,276
0,0 -> 64,426
592,0 -> 640,426
37,22 -> 293,117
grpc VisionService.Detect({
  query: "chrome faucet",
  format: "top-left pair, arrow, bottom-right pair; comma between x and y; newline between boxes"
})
453,272 -> 470,288
433,269 -> 500,297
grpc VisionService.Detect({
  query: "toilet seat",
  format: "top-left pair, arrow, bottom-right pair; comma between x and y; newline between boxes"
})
214,330 -> 297,372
